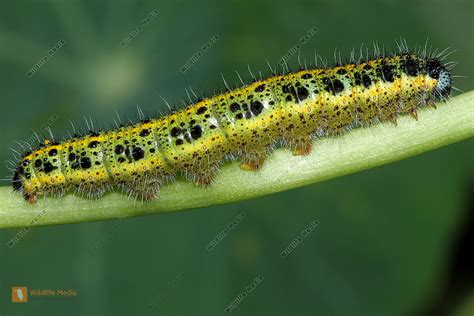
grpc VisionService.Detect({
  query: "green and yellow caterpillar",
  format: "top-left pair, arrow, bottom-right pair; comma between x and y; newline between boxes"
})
12,49 -> 453,203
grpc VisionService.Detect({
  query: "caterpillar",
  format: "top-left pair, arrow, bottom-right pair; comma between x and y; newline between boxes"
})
11,45 -> 453,203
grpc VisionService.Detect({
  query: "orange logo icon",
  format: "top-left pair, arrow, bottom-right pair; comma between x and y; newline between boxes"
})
12,287 -> 28,303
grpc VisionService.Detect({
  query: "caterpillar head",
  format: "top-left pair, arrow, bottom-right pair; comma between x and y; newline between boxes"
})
426,59 -> 452,99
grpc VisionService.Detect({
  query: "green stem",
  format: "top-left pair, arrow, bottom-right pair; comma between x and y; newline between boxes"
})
1,91 -> 473,229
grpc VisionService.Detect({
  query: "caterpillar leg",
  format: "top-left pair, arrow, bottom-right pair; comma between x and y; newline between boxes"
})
76,183 -> 109,200
189,163 -> 220,186
127,186 -> 160,201
240,162 -> 261,171
24,192 -> 38,204
282,136 -> 313,156
428,101 -> 437,109
136,188 -> 159,201
409,109 -> 418,121
388,115 -> 398,126
239,152 -> 267,171
192,171 -> 215,186
379,102 -> 398,126
291,137 -> 313,156
119,177 -> 161,201
401,98 -> 419,121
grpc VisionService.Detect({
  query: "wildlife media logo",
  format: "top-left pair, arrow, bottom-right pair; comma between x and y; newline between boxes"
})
12,287 -> 28,303
11,286 -> 77,303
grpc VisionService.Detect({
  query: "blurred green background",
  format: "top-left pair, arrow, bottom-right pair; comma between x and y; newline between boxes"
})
0,0 -> 473,315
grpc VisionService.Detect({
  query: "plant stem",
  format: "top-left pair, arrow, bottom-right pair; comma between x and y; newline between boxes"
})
1,91 -> 473,229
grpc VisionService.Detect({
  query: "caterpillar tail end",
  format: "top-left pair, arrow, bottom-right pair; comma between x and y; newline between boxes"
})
12,168 -> 38,203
